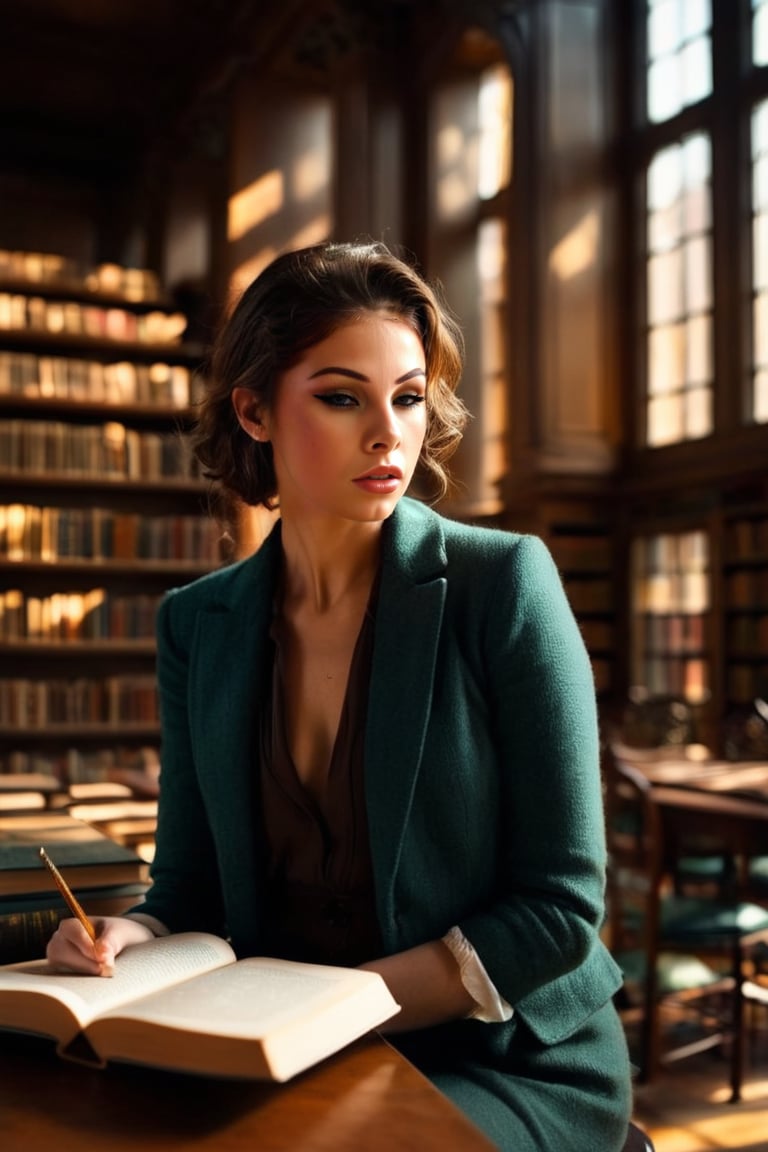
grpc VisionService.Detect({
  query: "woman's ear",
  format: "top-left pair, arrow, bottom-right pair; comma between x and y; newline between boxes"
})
232,387 -> 270,442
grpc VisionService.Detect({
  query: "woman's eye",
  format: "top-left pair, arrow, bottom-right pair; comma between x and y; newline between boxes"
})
314,392 -> 357,408
395,393 -> 426,408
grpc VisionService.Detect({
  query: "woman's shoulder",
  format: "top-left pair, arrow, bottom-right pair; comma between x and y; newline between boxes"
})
162,527 -> 279,613
398,497 -> 551,567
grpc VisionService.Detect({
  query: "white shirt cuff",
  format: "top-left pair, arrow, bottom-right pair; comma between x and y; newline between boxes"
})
442,925 -> 514,1023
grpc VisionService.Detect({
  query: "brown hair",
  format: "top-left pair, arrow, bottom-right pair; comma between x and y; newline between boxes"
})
194,240 -> 468,507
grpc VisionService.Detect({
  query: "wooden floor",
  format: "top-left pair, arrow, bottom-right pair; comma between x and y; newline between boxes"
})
631,1049 -> 768,1152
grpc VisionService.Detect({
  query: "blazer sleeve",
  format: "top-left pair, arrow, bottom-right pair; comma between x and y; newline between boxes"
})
454,535 -> 618,1028
135,588 -> 228,935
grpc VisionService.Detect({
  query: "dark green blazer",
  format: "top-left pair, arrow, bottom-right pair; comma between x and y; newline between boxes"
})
143,496 -> 622,1052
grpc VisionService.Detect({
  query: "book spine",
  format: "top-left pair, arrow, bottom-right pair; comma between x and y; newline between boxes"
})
0,907 -> 62,963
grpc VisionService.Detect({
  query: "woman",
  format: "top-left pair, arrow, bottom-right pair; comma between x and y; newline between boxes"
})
48,240 -> 632,1150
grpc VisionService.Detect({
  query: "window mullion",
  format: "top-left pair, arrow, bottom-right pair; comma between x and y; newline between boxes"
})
710,0 -> 746,433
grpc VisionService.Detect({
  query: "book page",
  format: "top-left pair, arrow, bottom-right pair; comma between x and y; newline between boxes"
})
87,958 -> 399,1081
97,957 -> 386,1036
0,932 -> 235,1042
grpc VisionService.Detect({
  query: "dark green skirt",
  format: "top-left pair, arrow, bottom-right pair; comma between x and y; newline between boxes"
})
391,1000 -> 633,1152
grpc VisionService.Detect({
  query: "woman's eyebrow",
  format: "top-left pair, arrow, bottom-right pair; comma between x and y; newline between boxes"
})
308,366 -> 426,383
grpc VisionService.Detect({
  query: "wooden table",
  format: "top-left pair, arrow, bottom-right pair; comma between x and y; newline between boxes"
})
615,754 -> 768,877
0,1030 -> 497,1151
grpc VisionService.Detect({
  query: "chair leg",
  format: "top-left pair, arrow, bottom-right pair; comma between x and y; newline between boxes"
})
729,945 -> 745,1104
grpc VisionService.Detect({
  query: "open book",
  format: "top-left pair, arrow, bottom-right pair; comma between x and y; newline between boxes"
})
0,932 -> 400,1081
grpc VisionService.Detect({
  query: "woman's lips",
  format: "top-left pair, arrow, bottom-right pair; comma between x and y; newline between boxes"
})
353,466 -> 403,493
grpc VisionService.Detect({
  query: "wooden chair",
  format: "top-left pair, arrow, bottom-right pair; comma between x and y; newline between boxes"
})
603,745 -> 768,1102
623,1121 -> 655,1152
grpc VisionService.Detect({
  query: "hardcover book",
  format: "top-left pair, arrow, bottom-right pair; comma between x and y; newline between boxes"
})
0,812 -> 148,896
0,932 -> 400,1082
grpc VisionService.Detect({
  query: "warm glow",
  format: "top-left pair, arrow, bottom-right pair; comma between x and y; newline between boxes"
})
549,209 -> 599,281
228,215 -> 332,302
227,170 -> 285,243
436,121 -> 477,221
292,151 -> 328,201
478,65 -> 512,199
4,505 -> 26,561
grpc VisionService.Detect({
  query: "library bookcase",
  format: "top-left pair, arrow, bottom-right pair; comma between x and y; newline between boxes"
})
0,251 -> 220,791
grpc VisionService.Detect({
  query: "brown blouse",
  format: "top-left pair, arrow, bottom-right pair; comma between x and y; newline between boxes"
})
258,590 -> 384,967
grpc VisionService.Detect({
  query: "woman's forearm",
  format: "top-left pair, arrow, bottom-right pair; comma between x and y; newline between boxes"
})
359,939 -> 476,1032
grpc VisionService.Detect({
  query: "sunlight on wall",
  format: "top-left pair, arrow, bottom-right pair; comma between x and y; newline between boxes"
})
479,65 -> 512,200
436,117 -> 479,223
293,151 -> 328,202
549,209 -> 599,281
228,171 -> 285,243
227,90 -> 333,306
228,214 -> 332,301
430,51 -> 512,516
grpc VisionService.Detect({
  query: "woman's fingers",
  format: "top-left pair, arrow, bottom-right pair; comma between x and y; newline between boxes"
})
46,917 -> 103,974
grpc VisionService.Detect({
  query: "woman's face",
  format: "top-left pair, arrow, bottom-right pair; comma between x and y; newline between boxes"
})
261,314 -> 427,525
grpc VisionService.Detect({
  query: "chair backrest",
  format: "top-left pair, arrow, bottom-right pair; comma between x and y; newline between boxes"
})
620,694 -> 696,749
724,698 -> 768,760
603,746 -> 664,960
623,1120 -> 656,1152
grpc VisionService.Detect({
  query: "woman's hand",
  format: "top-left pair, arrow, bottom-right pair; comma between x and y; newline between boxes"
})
46,915 -> 156,977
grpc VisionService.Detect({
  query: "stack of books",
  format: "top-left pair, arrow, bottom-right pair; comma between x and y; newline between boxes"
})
0,809 -> 150,964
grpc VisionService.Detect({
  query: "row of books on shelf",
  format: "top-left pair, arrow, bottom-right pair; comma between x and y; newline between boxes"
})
0,588 -> 161,641
634,656 -> 708,704
578,618 -> 614,650
0,352 -> 200,408
635,531 -> 708,576
727,517 -> 768,559
547,536 -> 613,570
0,294 -> 187,344
0,249 -> 161,302
728,663 -> 768,704
634,611 -> 705,651
634,571 -> 709,614
0,746 -> 161,788
0,505 -> 221,564
0,419 -> 201,480
562,578 -> 613,613
728,612 -> 768,654
0,676 -> 159,728
726,568 -> 768,605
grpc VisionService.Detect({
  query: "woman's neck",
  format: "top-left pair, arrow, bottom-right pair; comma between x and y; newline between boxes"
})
278,517 -> 383,614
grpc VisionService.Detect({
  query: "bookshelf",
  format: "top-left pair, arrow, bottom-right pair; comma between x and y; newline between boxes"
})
720,490 -> 768,710
622,476 -> 768,752
537,496 -> 617,701
0,250 -> 219,790
629,528 -> 710,706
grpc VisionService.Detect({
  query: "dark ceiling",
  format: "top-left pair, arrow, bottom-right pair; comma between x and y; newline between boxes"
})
0,0 -> 499,188
0,0 -> 319,182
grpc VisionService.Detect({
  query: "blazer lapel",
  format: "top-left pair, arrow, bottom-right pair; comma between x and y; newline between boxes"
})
364,501 -> 447,926
188,532 -> 280,908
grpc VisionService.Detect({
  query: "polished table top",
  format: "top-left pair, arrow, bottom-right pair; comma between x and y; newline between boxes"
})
0,1030 -> 496,1151
613,751 -> 768,861
627,756 -> 768,797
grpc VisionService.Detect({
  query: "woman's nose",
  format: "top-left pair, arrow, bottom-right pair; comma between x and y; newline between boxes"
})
366,406 -> 400,451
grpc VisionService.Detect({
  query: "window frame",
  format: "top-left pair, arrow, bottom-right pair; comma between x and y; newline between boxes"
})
623,0 -> 768,462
